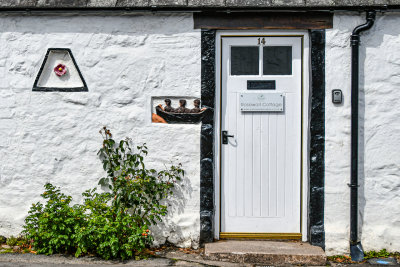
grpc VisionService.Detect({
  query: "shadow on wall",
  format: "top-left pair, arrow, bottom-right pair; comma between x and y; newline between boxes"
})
149,174 -> 195,246
358,29 -> 366,247
357,14 -> 400,243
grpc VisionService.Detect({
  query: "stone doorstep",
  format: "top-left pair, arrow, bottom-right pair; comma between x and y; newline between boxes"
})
204,240 -> 326,266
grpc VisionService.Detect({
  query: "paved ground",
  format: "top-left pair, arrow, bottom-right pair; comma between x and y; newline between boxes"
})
0,244 -> 399,267
1,253 -> 400,267
0,252 -> 249,267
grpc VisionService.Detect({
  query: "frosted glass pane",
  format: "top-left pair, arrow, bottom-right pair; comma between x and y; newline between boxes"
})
263,46 -> 292,75
231,46 -> 259,75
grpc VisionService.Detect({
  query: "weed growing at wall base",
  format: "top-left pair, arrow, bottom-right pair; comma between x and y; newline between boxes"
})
364,249 -> 400,260
327,249 -> 400,263
22,127 -> 184,260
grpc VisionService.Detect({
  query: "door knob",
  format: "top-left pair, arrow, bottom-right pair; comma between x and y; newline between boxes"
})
222,131 -> 234,144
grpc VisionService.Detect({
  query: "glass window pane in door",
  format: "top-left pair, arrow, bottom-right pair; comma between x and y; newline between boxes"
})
263,46 -> 292,75
231,46 -> 259,75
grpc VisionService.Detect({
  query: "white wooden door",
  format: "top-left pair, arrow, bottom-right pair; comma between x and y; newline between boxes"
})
221,36 -> 302,235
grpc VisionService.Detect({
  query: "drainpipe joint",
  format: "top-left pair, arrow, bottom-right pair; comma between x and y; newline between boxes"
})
350,35 -> 360,47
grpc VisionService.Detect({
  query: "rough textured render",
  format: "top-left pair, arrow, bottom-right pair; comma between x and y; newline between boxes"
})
325,12 -> 400,255
0,14 -> 201,248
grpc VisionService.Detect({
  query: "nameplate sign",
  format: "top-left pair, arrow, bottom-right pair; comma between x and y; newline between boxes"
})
240,93 -> 284,112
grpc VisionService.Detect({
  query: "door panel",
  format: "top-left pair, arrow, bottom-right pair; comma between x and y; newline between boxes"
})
220,36 -> 303,234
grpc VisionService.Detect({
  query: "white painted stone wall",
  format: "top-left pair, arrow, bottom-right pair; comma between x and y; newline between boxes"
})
1,10 -> 400,255
325,12 -> 400,255
0,14 -> 201,248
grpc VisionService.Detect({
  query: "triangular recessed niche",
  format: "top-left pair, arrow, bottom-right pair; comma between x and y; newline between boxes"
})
33,48 -> 88,92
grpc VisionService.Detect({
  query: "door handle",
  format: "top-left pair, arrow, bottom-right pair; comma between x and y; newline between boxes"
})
222,131 -> 234,144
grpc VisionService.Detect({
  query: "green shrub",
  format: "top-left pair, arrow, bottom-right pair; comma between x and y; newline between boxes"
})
73,188 -> 152,259
6,236 -> 17,246
22,127 -> 184,260
23,183 -> 85,254
97,127 -> 184,226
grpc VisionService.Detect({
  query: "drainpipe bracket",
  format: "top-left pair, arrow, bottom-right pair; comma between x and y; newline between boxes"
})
366,10 -> 377,20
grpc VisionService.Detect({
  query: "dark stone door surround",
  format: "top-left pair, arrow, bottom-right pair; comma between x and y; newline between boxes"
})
200,29 -> 325,249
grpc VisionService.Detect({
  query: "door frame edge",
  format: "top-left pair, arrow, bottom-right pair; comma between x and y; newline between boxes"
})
213,30 -> 311,242
200,29 -> 217,245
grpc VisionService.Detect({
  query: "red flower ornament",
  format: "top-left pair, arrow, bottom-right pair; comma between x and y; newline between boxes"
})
54,64 -> 67,77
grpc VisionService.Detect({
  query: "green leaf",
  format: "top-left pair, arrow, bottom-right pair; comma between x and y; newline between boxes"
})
98,178 -> 106,186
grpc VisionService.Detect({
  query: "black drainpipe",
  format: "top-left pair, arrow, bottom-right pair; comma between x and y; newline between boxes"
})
349,10 -> 376,262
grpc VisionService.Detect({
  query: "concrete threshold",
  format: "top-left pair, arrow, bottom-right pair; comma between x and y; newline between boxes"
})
204,240 -> 326,266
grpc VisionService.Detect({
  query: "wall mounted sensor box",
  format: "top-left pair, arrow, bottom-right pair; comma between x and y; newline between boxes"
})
332,89 -> 342,104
